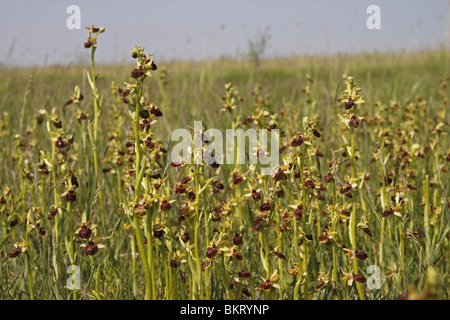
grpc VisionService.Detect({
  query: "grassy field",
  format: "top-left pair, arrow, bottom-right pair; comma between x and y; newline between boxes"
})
0,33 -> 448,300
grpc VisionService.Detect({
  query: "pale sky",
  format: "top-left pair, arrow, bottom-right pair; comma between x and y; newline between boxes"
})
0,0 -> 448,67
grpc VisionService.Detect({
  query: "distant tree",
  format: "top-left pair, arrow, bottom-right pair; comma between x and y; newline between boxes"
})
247,26 -> 271,67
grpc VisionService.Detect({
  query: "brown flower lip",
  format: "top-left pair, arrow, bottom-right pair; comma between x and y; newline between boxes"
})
65,190 -> 76,202
78,225 -> 92,239
259,279 -> 272,291
232,173 -> 243,185
273,168 -> 286,181
233,233 -> 243,246
353,273 -> 366,283
274,251 -> 286,260
85,241 -> 99,256
160,200 -> 172,211
355,251 -> 368,260
344,98 -> 355,110
238,271 -> 251,278
251,189 -> 261,201
232,250 -> 243,260
340,183 -> 352,194
131,68 -> 144,79
181,232 -> 190,242
349,116 -> 360,128
8,247 -> 22,258
206,245 -> 219,259
259,202 -> 271,212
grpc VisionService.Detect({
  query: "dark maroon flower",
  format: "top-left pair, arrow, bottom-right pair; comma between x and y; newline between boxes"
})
273,168 -> 286,181
160,200 -> 172,211
340,183 -> 352,194
181,232 -> 190,242
349,116 -> 360,128
260,202 -> 271,212
242,288 -> 251,297
316,279 -> 325,290
233,233 -> 243,246
170,259 -> 180,268
344,99 -> 355,110
85,241 -> 99,256
180,176 -> 191,184
355,251 -> 368,260
294,205 -> 303,220
8,247 -> 22,258
363,227 -> 373,236
251,189 -> 261,201
382,208 -> 394,218
340,210 -> 351,217
232,174 -> 243,185
150,106 -> 163,117
38,226 -> 46,237
232,250 -> 243,261
304,180 -> 315,189
153,224 -> 165,239
291,136 -> 303,147
206,245 -> 219,259
259,279 -> 272,291
65,190 -> 76,203
131,68 -> 145,79
78,225 -> 92,239
353,274 -> 366,283
274,251 -> 286,260
312,129 -> 321,138
238,271 -> 251,279
55,137 -> 66,149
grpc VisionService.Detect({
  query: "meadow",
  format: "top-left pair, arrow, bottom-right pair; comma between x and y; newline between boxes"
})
0,27 -> 448,300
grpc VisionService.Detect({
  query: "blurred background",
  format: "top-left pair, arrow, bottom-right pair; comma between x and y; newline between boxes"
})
1,0 -> 449,67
